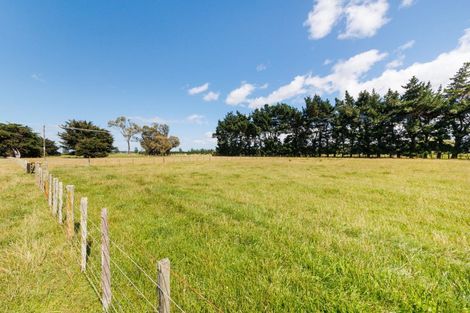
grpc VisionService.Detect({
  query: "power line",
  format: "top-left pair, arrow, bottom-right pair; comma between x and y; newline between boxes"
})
61,126 -> 111,133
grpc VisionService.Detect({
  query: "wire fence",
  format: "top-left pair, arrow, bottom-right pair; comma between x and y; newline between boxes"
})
17,159 -> 224,313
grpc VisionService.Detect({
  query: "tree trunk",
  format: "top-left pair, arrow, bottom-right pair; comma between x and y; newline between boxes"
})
127,140 -> 131,154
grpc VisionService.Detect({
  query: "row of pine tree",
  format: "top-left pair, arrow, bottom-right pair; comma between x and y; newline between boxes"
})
214,63 -> 470,159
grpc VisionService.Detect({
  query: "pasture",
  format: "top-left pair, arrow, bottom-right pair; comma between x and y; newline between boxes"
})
1,156 -> 469,312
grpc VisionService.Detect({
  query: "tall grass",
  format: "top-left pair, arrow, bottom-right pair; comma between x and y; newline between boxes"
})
2,156 -> 470,312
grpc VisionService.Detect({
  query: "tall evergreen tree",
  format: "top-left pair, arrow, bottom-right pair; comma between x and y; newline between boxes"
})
444,62 -> 470,158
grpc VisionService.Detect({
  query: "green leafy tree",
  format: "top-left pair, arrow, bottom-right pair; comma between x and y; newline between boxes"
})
45,138 -> 61,156
108,116 -> 141,154
75,137 -> 111,158
0,123 -> 42,157
140,123 -> 180,155
59,120 -> 114,157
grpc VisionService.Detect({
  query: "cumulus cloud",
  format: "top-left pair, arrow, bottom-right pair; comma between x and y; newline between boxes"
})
304,0 -> 343,39
351,29 -> 470,95
305,49 -> 388,96
203,91 -> 220,102
188,83 -> 209,95
226,83 -> 256,105
247,28 -> 470,105
386,56 -> 405,69
249,76 -> 308,108
339,0 -> 389,39
305,0 -> 390,40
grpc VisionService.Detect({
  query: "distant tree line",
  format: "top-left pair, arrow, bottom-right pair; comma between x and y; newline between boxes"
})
0,118 -> 180,158
214,63 -> 470,159
60,119 -> 180,158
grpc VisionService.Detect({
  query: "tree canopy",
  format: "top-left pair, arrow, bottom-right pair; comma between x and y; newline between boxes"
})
108,116 -> 141,154
0,123 -> 60,157
140,123 -> 180,155
59,120 -> 114,158
214,63 -> 470,159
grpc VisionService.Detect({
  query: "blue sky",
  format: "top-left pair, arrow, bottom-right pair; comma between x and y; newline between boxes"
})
1,0 -> 469,151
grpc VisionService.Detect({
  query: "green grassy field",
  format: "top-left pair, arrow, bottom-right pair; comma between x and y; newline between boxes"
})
1,156 -> 469,312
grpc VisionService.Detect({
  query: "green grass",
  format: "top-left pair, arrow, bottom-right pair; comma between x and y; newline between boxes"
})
0,159 -> 100,312
2,157 -> 470,312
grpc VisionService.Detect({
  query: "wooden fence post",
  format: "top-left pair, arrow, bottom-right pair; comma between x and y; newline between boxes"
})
66,185 -> 75,239
101,208 -> 112,311
43,170 -> 48,195
52,178 -> 58,216
58,182 -> 63,224
48,174 -> 53,207
37,166 -> 41,188
157,258 -> 171,313
80,197 -> 88,272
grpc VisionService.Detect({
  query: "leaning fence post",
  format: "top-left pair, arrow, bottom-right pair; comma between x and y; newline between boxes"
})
80,197 -> 88,272
157,258 -> 171,313
48,174 -> 53,207
58,182 -> 63,224
101,208 -> 112,311
52,178 -> 58,216
66,185 -> 75,239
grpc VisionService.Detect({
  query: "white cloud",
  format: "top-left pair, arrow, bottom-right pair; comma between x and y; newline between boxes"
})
305,29 -> 470,97
386,55 -> 405,69
186,114 -> 206,125
398,39 -> 415,51
226,83 -> 256,105
304,49 -> 388,95
259,83 -> 269,89
386,40 -> 415,69
305,0 -> 390,40
249,76 -> 307,108
352,29 -> 470,96
304,0 -> 343,39
324,58 -> 333,65
256,64 -> 268,72
400,0 -> 415,8
339,0 -> 389,39
188,83 -> 209,95
203,91 -> 220,102
31,73 -> 45,83
193,131 -> 217,146
128,116 -> 166,124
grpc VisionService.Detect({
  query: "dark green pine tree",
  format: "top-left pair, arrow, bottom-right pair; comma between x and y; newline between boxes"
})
400,76 -> 427,157
303,96 -> 334,156
444,62 -> 470,158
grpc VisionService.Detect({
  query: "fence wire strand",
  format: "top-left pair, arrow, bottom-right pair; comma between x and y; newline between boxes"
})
31,162 -> 220,313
